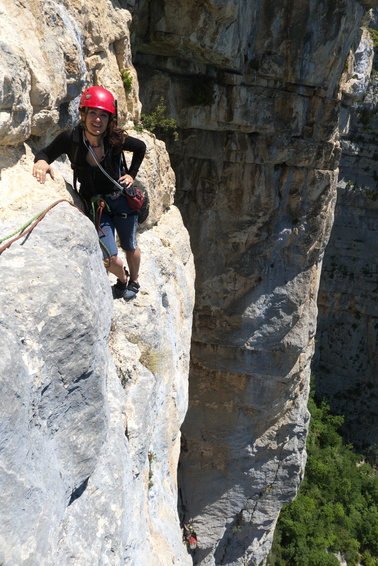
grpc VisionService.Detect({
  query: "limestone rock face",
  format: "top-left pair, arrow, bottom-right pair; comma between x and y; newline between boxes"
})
0,203 -> 194,566
128,0 -> 378,563
0,0 -> 140,147
314,18 -> 378,455
0,1 -> 195,565
0,204 -> 112,565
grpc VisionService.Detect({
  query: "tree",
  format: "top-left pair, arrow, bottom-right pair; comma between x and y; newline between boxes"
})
267,377 -> 378,566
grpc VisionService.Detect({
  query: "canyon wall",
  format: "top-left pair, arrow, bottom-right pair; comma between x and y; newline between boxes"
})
0,1 -> 194,565
314,17 -> 378,456
127,0 -> 378,564
0,1 -> 377,566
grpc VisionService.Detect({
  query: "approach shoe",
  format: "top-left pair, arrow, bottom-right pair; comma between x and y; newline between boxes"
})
112,279 -> 140,301
124,281 -> 140,300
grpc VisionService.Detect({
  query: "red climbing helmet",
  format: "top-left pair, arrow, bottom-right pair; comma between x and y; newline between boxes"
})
79,86 -> 117,115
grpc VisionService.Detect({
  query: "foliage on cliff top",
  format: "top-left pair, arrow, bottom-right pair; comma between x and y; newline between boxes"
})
267,377 -> 378,566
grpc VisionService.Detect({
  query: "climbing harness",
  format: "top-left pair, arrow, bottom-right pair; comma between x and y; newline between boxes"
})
0,200 -> 84,255
85,138 -> 148,224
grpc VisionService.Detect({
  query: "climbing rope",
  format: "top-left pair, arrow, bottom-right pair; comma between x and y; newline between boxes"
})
90,195 -> 111,237
0,199 -> 84,254
0,197 -> 113,266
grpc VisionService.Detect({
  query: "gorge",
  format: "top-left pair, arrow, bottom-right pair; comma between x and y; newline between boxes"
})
0,1 -> 377,565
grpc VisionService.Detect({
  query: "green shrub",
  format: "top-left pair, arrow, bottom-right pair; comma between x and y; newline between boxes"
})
368,28 -> 378,49
120,68 -> 133,93
135,97 -> 178,141
267,377 -> 378,566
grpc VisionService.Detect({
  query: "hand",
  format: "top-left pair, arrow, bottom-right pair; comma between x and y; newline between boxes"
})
33,160 -> 55,184
118,173 -> 134,189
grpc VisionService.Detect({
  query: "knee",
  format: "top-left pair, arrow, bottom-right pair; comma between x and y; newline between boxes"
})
124,247 -> 139,255
104,254 -> 120,268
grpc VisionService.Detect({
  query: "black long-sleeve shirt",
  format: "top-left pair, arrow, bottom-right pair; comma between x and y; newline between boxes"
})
34,126 -> 146,200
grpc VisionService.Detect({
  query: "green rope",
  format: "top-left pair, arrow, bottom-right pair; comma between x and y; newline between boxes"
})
92,195 -> 111,221
0,198 -> 113,266
0,205 -> 53,245
0,200 -> 84,254
99,239 -> 112,264
89,195 -> 113,265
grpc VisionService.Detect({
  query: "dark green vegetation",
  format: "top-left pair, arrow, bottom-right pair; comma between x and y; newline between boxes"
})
134,97 -> 178,141
368,28 -> 378,48
120,68 -> 133,93
267,379 -> 378,566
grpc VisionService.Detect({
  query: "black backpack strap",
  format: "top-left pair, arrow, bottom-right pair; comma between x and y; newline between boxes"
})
121,151 -> 129,175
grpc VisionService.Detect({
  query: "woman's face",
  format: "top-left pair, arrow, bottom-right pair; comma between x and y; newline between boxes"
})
82,107 -> 110,136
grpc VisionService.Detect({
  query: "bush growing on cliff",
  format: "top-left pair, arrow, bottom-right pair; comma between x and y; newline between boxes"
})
267,379 -> 378,566
134,97 -> 179,141
120,68 -> 133,93
368,28 -> 378,49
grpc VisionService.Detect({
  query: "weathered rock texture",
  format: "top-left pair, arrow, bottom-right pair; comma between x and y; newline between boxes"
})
0,1 -> 194,565
1,0 -> 378,565
314,19 -> 378,455
127,0 -> 378,563
0,203 -> 195,566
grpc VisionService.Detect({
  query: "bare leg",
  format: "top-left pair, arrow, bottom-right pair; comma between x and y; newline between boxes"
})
125,247 -> 141,283
106,254 -> 127,283
108,249 -> 140,300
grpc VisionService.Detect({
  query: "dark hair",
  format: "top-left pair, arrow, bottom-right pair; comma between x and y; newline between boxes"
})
107,121 -> 128,155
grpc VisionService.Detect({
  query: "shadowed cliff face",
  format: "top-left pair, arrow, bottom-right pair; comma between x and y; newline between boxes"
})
314,20 -> 378,456
127,0 -> 378,563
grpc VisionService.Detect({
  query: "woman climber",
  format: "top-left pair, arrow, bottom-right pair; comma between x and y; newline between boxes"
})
32,85 -> 146,300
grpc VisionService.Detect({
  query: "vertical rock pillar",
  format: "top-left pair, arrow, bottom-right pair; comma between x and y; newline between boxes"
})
129,0 -> 377,563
